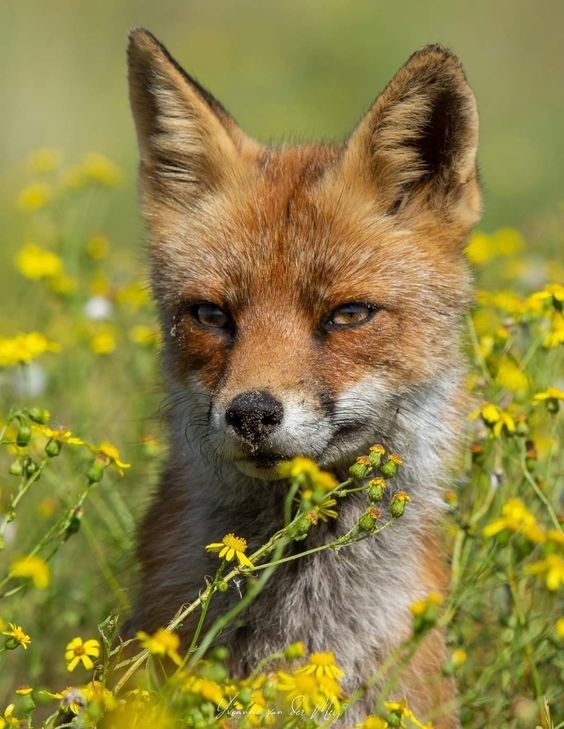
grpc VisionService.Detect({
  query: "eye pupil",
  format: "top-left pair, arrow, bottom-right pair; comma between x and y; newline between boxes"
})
325,303 -> 375,330
193,303 -> 229,329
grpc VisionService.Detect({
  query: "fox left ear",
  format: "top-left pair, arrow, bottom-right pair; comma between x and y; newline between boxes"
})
127,29 -> 257,207
341,44 -> 481,230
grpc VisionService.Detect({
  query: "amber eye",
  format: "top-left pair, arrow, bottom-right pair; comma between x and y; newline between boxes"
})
190,302 -> 231,331
324,303 -> 377,331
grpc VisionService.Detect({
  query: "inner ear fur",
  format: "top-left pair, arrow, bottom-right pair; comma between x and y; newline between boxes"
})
341,44 -> 481,227
127,28 -> 256,202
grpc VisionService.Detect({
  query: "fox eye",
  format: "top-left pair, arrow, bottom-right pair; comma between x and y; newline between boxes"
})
324,303 -> 377,331
190,302 -> 231,330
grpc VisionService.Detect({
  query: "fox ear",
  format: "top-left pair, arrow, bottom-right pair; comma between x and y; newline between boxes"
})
341,45 -> 480,227
127,29 -> 254,203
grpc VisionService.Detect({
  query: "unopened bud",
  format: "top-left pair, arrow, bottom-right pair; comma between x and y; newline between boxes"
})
16,423 -> 32,447
367,478 -> 387,502
349,456 -> 372,481
284,641 -> 305,660
28,408 -> 50,424
87,459 -> 105,483
390,491 -> 411,518
9,460 -> 23,477
45,439 -> 61,458
381,454 -> 402,479
368,444 -> 385,467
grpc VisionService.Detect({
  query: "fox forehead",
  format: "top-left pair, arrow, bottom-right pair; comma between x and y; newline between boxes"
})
149,145 -> 469,318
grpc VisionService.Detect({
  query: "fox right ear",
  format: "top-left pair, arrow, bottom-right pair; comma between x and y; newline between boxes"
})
127,29 -> 254,204
341,44 -> 481,230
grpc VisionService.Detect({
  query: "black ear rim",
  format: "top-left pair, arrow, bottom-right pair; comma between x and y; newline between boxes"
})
127,27 -> 236,126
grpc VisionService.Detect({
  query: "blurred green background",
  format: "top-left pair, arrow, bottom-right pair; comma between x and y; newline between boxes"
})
1,0 -> 564,246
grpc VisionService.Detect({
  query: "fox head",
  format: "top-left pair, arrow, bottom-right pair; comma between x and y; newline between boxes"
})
128,29 -> 481,482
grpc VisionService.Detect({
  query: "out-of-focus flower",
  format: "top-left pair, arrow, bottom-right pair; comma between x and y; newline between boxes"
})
526,554 -> 564,591
0,332 -> 60,367
15,243 -> 63,280
17,183 -> 52,211
278,456 -> 338,491
136,628 -> 182,665
29,148 -> 61,173
483,498 -> 545,543
86,234 -> 110,260
10,555 -> 50,590
90,329 -> 116,355
84,296 -> 113,321
495,357 -> 529,393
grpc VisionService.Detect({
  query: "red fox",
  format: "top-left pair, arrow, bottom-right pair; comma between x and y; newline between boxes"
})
127,28 -> 480,727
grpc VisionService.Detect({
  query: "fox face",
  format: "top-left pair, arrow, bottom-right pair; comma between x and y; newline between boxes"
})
128,30 -> 480,483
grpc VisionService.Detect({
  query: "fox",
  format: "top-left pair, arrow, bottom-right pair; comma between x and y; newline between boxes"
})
126,28 -> 481,727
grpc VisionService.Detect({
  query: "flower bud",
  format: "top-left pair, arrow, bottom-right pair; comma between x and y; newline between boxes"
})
25,460 -> 39,476
390,491 -> 411,518
45,439 -> 61,458
368,444 -> 385,467
209,646 -> 229,662
367,478 -> 387,502
238,688 -> 252,706
87,460 -> 105,483
359,507 -> 381,531
16,423 -> 32,447
381,454 -> 402,479
216,580 -> 228,592
284,641 -> 305,660
28,408 -> 50,424
349,456 -> 372,481
9,460 -> 23,477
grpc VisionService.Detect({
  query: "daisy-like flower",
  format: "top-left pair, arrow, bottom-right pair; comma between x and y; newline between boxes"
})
65,637 -> 100,672
88,442 -> 130,476
205,533 -> 254,569
356,717 -> 389,729
10,555 -> 51,590
533,386 -> 564,413
297,651 -> 344,681
277,456 -> 338,491
136,628 -> 182,665
476,402 -> 517,438
277,670 -> 341,716
309,497 -> 338,523
526,554 -> 564,591
483,498 -> 545,543
0,703 -> 20,728
34,424 -> 84,446
2,623 -> 31,650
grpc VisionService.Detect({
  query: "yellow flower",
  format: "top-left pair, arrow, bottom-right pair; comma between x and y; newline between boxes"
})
544,312 -> 564,348
0,704 -> 20,728
29,148 -> 61,173
65,637 -> 100,671
0,332 -> 60,367
90,441 -> 130,476
495,358 -> 529,393
483,498 -> 544,543
116,281 -> 150,309
206,533 -> 254,569
181,675 -> 227,708
477,403 -> 516,438
528,283 -> 564,309
86,234 -> 110,260
310,497 -> 338,522
90,330 -> 116,355
384,699 -> 432,729
526,554 -> 564,591
297,651 -> 344,681
34,424 -> 84,446
277,670 -> 341,715
409,592 -> 444,618
2,623 -> 31,650
10,555 -> 51,590
356,717 -> 389,729
556,617 -> 564,640
15,243 -> 63,280
533,387 -> 564,412
129,325 -> 160,348
451,648 -> 468,667
82,152 -> 121,187
17,182 -> 52,211
136,628 -> 182,665
278,456 -> 338,491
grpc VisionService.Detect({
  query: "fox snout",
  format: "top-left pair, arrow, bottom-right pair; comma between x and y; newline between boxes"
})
225,390 -> 284,446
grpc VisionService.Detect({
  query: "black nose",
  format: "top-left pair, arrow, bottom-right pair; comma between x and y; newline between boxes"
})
225,390 -> 284,443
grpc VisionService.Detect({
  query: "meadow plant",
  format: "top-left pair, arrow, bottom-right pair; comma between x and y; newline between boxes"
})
0,152 -> 562,727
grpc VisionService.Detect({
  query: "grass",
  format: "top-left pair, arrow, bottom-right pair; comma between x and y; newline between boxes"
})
0,152 -> 562,728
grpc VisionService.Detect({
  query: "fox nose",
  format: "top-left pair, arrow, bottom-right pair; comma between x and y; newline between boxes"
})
225,390 -> 284,443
